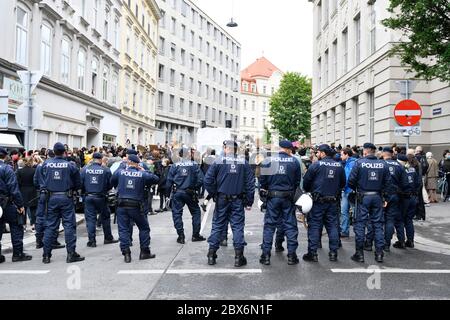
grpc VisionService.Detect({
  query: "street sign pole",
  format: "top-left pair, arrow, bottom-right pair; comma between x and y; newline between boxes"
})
405,80 -> 410,150
26,71 -> 33,150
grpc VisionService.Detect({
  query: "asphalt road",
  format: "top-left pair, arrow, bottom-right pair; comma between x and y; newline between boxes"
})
0,198 -> 449,300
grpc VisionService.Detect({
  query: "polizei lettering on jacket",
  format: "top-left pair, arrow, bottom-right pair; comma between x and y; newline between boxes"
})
176,162 -> 194,167
120,171 -> 143,177
361,162 -> 384,169
319,161 -> 342,167
47,163 -> 68,168
86,169 -> 104,175
220,156 -> 245,164
271,157 -> 294,162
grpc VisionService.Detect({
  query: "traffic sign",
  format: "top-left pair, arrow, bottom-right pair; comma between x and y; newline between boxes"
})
394,126 -> 421,136
15,103 -> 43,129
17,70 -> 43,95
394,99 -> 422,126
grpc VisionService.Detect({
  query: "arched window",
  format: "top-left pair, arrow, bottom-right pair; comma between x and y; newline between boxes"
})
61,37 -> 71,84
15,6 -> 29,66
91,58 -> 99,96
102,66 -> 109,101
40,23 -> 53,76
77,48 -> 86,90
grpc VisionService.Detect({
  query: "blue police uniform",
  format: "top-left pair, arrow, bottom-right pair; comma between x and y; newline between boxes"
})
81,156 -> 115,245
33,162 -> 46,247
395,160 -> 421,247
165,154 -> 204,242
303,153 -> 346,259
204,148 -> 255,266
259,149 -> 301,264
0,158 -> 30,262
348,147 -> 392,262
41,148 -> 82,262
111,162 -> 159,256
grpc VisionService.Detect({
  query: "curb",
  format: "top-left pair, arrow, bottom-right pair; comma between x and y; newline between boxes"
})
1,215 -> 86,255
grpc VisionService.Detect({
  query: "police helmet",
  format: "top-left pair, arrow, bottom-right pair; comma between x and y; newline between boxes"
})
295,193 -> 313,214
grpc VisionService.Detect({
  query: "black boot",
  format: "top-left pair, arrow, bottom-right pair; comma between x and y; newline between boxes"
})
302,252 -> 318,262
207,249 -> 217,265
375,251 -> 384,263
36,240 -> 44,249
338,239 -> 343,248
42,254 -> 51,264
177,234 -> 185,244
275,241 -> 285,253
259,253 -> 271,265
393,240 -> 406,249
87,240 -> 97,248
329,251 -> 338,262
405,240 -> 414,248
351,250 -> 365,263
383,245 -> 390,253
104,238 -> 119,245
234,249 -> 247,267
287,253 -> 299,265
192,234 -> 206,242
66,252 -> 85,263
139,248 -> 156,260
220,239 -> 228,247
363,241 -> 373,251
52,241 -> 66,250
12,252 -> 32,262
123,249 -> 131,263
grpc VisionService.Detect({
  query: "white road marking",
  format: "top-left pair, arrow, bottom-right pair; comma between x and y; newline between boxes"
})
331,268 -> 450,274
0,270 -> 50,275
394,110 -> 421,116
200,202 -> 213,234
117,270 -> 165,274
166,269 -> 262,274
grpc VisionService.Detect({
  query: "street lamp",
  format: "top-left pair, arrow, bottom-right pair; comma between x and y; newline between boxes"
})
226,0 -> 238,28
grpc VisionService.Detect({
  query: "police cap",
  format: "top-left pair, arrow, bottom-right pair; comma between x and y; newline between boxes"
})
223,140 -> 238,149
318,144 -> 331,153
397,154 -> 408,162
93,152 -> 103,160
127,149 -> 138,155
382,147 -> 393,153
128,154 -> 140,163
53,142 -> 66,153
279,140 -> 293,149
0,148 -> 7,156
363,143 -> 376,150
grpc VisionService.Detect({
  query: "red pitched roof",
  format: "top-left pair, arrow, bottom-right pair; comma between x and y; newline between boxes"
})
240,57 -> 282,80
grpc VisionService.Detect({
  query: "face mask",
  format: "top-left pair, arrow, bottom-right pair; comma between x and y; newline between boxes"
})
447,156 -> 450,160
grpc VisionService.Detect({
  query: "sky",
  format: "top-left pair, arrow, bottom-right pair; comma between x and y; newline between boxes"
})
192,0 -> 313,77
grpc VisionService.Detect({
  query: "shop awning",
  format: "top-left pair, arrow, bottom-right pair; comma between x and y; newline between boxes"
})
0,133 -> 23,148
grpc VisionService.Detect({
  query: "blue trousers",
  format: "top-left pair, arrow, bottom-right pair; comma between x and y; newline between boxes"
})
84,196 -> 113,241
43,195 -> 77,256
117,207 -> 150,252
395,196 -> 417,242
0,204 -> 24,256
354,195 -> 384,252
307,202 -> 339,253
340,192 -> 354,236
262,197 -> 298,255
35,194 -> 46,244
384,195 -> 401,247
208,197 -> 246,250
171,192 -> 201,236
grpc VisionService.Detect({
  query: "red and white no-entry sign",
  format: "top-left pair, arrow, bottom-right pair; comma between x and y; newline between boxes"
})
394,99 -> 422,126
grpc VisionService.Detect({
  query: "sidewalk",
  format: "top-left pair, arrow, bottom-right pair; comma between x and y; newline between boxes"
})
414,201 -> 450,247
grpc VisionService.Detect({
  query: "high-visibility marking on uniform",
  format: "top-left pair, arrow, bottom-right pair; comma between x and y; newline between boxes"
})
0,270 -> 50,274
394,110 -> 422,116
331,268 -> 450,274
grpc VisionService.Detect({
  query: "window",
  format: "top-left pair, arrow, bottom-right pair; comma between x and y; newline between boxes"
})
197,81 -> 202,97
180,73 -> 185,90
317,57 -> 322,91
243,100 -> 247,110
263,86 -> 267,94
205,84 -> 209,99
206,42 -> 210,57
369,3 -> 377,55
342,27 -> 348,73
323,0 -> 329,26
15,7 -> 28,66
135,4 -> 139,17
158,64 -> 165,81
101,73 -> 111,102
212,109 -> 216,122
169,95 -> 175,112
139,86 -> 144,113
213,47 -> 217,61
105,8 -> 110,40
81,0 -> 87,18
159,37 -> 165,54
181,24 -> 186,41
243,83 -> 248,91
112,73 -> 118,105
251,118 -> 255,127
189,77 -> 194,93
93,0 -> 99,29
160,10 -> 166,28
353,97 -> 359,145
219,111 -> 222,124
181,1 -> 188,16
324,49 -> 329,88
140,42 -> 145,66
190,54 -> 194,70
189,101 -> 193,117
179,98 -> 184,115
77,49 -> 86,90
40,24 -> 52,76
191,9 -> 197,24
354,14 -> 361,65
170,69 -> 175,86
171,17 -> 176,35
180,49 -> 186,65
263,102 -> 267,112
198,58 -> 202,75
206,63 -> 210,79
158,91 -> 164,109
114,17 -> 120,49
251,84 -> 256,93
124,74 -> 130,105
205,106 -> 209,121
252,101 -> 256,111
198,36 -> 202,52
243,117 -> 247,126
197,103 -> 201,117
170,43 -> 176,60
367,91 -> 375,142
191,31 -> 195,47
317,1 -> 322,32
61,37 -> 70,84
91,59 -> 98,96
332,39 -> 338,81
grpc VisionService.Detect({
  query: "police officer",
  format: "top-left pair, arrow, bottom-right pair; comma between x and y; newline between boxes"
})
393,154 -> 421,249
111,154 -> 159,263
41,143 -> 84,264
0,148 -> 31,263
204,140 -> 255,267
381,147 -> 406,252
81,152 -> 118,247
302,144 -> 346,262
165,147 -> 206,244
259,140 -> 301,265
348,143 -> 392,263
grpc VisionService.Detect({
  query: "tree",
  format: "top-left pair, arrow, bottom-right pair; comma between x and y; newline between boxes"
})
269,72 -> 312,141
262,126 -> 272,145
382,0 -> 450,82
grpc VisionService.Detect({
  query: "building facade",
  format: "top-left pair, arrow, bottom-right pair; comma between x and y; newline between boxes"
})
310,0 -> 450,155
118,0 -> 161,146
239,57 -> 282,144
0,0 -> 124,149
155,0 -> 241,145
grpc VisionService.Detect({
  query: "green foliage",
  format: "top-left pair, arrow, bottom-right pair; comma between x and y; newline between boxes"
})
269,72 -> 312,141
382,0 -> 450,82
262,126 -> 272,144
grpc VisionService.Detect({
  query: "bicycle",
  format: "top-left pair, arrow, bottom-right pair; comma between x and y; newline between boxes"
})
438,170 -> 449,202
